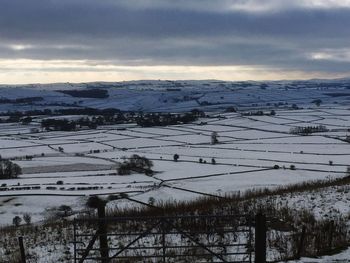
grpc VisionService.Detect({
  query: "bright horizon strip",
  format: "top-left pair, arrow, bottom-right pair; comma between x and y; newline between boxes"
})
0,59 -> 349,85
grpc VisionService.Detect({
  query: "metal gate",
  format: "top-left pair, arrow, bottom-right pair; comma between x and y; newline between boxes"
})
73,214 -> 257,263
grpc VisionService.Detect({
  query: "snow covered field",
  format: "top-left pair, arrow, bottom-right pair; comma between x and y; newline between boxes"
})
0,105 -> 349,227
0,80 -> 349,262
0,79 -> 350,113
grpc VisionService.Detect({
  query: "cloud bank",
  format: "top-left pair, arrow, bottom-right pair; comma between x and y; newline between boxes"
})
0,0 -> 350,83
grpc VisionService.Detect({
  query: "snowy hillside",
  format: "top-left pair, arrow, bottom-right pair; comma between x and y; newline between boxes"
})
0,79 -> 349,113
0,79 -> 350,262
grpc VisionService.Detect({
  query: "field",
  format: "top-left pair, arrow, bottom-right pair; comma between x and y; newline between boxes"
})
1,106 -> 349,227
0,80 -> 350,262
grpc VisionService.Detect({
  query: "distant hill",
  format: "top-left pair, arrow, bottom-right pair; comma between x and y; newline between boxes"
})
0,79 -> 349,113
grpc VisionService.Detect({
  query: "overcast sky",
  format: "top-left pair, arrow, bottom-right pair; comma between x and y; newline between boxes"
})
1,0 -> 350,84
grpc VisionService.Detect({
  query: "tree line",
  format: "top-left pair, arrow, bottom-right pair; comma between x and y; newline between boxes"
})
0,158 -> 22,179
290,125 -> 328,135
136,110 -> 204,127
41,110 -> 205,131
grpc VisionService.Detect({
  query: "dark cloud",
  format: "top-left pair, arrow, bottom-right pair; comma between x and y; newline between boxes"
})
1,0 -> 350,74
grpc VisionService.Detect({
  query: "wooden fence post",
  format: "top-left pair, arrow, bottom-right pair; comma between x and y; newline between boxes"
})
73,219 -> 77,263
328,220 -> 334,250
18,236 -> 26,263
255,213 -> 266,263
162,217 -> 166,263
297,225 -> 306,259
98,205 -> 109,263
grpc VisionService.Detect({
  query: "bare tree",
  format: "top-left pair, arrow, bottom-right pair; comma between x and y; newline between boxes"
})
211,131 -> 219,144
23,213 -> 31,225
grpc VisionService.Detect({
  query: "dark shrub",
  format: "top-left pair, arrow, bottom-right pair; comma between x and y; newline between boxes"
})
117,155 -> 154,175
12,216 -> 22,227
86,196 -> 107,209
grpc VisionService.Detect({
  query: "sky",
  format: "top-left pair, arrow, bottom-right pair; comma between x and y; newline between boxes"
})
1,0 -> 350,84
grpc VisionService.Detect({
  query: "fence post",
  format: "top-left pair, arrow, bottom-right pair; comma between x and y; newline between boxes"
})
162,217 -> 166,263
328,220 -> 334,250
18,236 -> 26,263
255,213 -> 266,263
297,225 -> 306,259
98,205 -> 109,263
73,219 -> 77,263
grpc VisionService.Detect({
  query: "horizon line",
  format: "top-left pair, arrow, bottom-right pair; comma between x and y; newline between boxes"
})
1,76 -> 349,86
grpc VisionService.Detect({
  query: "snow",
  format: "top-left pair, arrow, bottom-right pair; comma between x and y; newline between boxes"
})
0,79 -> 349,113
287,247 -> 350,262
0,106 -> 349,227
0,80 -> 350,262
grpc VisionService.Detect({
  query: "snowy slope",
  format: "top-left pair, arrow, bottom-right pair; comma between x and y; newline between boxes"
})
0,79 -> 349,112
